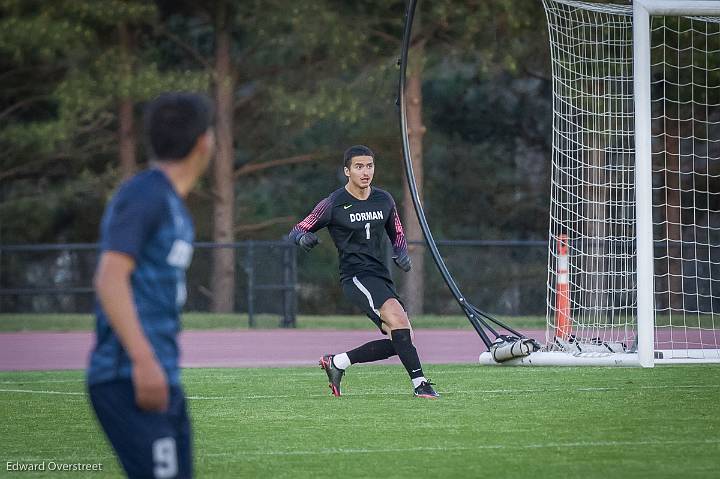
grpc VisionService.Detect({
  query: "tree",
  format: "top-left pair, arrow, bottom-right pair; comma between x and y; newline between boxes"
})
118,22 -> 136,179
153,0 -> 382,312
1,0 -> 563,317
0,0 -> 209,244
400,10 -> 427,315
210,1 -> 236,313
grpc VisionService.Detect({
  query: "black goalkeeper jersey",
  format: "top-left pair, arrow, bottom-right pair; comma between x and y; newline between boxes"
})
289,186 -> 408,282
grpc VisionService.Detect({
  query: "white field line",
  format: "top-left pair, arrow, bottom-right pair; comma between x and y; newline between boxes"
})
1,384 -> 718,400
9,456 -> 115,464
0,369 -> 475,384
0,378 -> 85,384
12,438 -> 719,463
0,389 -> 85,395
204,438 -> 720,457
9,363 -> 711,381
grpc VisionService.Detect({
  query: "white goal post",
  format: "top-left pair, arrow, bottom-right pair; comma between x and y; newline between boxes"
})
635,0 -> 720,367
480,0 -> 720,366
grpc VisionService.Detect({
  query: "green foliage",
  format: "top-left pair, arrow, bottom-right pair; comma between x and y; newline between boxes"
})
1,0 -> 560,315
0,16 -> 95,62
0,0 -> 213,244
1,0 -> 554,247
54,0 -> 156,26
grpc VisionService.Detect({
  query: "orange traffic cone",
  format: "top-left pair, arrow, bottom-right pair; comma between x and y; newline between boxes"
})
555,234 -> 572,340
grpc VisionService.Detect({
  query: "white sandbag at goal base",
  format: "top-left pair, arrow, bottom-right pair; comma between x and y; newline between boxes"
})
479,351 -> 640,366
479,0 -> 720,367
479,349 -> 720,366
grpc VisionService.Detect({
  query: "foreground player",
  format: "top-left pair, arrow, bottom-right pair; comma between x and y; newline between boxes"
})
289,145 -> 438,399
87,92 -> 214,478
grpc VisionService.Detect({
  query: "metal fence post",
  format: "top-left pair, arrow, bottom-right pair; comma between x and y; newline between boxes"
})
0,245 -> 3,314
281,242 -> 297,328
246,241 -> 255,328
291,243 -> 297,326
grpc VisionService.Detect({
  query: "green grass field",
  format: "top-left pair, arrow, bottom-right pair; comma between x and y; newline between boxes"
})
0,313 -> 547,332
2,313 -> 713,333
1,365 -> 719,478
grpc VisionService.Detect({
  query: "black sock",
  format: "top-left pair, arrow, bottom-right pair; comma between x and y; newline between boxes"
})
346,339 -> 396,364
390,329 -> 424,380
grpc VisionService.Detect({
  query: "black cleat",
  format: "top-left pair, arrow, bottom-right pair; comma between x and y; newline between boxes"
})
319,354 -> 345,397
413,380 -> 439,399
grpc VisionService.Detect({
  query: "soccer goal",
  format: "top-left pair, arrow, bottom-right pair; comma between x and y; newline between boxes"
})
480,0 -> 720,367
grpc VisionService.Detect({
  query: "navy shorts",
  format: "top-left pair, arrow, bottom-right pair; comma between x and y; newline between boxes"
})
88,380 -> 192,479
342,275 -> 404,334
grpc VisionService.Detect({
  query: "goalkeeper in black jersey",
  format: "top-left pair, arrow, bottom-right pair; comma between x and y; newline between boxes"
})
289,145 -> 438,399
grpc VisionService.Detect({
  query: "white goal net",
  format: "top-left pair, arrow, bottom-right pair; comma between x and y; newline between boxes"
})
540,0 -> 720,365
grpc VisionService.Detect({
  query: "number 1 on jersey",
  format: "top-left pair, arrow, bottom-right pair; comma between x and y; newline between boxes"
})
365,222 -> 370,240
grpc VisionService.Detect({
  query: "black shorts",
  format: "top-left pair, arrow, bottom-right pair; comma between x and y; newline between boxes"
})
88,379 -> 192,479
342,275 -> 404,334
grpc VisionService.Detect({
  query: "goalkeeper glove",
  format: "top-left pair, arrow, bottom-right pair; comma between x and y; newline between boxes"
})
393,252 -> 412,272
297,231 -> 319,252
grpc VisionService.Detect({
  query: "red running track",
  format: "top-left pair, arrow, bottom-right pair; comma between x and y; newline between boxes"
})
0,329 -> 548,371
3,328 -> 711,371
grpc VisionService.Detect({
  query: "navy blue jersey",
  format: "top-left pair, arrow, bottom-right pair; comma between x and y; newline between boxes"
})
88,169 -> 194,386
289,187 -> 408,282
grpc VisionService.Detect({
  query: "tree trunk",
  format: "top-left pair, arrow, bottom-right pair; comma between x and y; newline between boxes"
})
118,23 -> 135,179
400,40 -> 426,316
210,11 -> 236,313
662,130 -> 683,312
118,99 -> 135,179
583,140 -> 608,315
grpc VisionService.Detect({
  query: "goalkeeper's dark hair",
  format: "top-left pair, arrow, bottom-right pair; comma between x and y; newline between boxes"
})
144,92 -> 214,162
343,145 -> 374,169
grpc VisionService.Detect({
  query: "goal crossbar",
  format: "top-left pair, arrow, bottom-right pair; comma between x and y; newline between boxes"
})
636,0 -> 720,17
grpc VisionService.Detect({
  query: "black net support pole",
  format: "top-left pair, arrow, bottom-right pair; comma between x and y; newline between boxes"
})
397,0 -> 529,348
